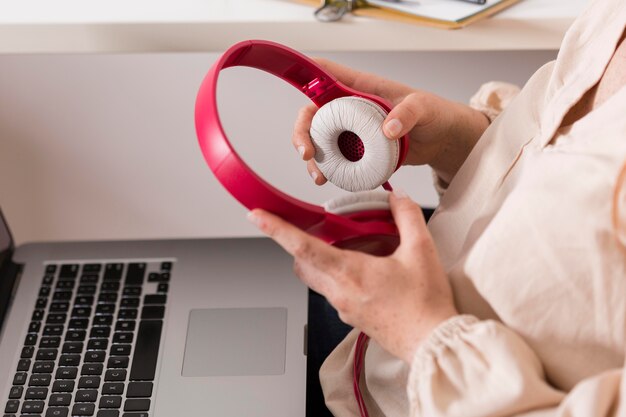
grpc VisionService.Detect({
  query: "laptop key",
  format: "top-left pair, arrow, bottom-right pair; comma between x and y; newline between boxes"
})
117,309 -> 137,320
55,281 -> 74,290
72,403 -> 95,416
13,373 -> 27,385
125,264 -> 146,286
28,322 -> 42,333
52,291 -> 73,301
107,357 -> 129,369
8,386 -> 23,399
59,264 -> 79,279
122,287 -> 141,297
122,413 -> 148,417
52,381 -> 74,393
143,294 -> 166,305
83,264 -> 102,273
78,377 -> 101,389
49,394 -> 71,407
130,320 -> 162,381
32,361 -> 54,374
161,261 -> 172,271
4,399 -> 19,413
16,359 -> 31,372
84,350 -> 106,363
87,339 -> 108,350
59,354 -> 81,367
75,390 -> 98,402
93,315 -> 113,326
78,285 -> 97,295
75,296 -> 94,306
36,298 -> 48,309
21,347 -> 34,359
81,363 -> 103,376
21,400 -> 44,414
102,383 -> 124,396
24,334 -> 37,346
120,298 -> 139,308
101,282 -> 120,292
65,331 -> 86,342
46,406 -> 69,417
126,382 -> 152,398
24,387 -> 47,400
104,264 -> 124,281
123,399 -> 150,412
156,283 -> 168,293
40,337 -> 61,348
71,307 -> 91,318
49,302 -> 69,312
42,325 -> 63,336
110,345 -> 131,356
46,264 -> 58,274
81,274 -> 99,284
97,411 -> 120,417
32,310 -> 45,321
36,348 -> 58,361
96,304 -> 115,315
55,367 -> 77,380
28,374 -> 51,387
62,341 -> 83,353
112,333 -> 133,344
115,321 -> 135,332
104,370 -> 126,382
43,274 -> 55,285
46,314 -> 67,324
140,306 -> 164,320
99,396 -> 122,409
90,327 -> 110,339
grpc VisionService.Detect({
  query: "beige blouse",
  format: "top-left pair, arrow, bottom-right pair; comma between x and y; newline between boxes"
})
319,0 -> 626,416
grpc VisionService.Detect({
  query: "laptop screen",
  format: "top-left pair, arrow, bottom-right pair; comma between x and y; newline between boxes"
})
0,209 -> 13,265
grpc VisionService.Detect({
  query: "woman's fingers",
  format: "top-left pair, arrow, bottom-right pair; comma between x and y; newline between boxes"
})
248,209 -> 342,273
383,92 -> 437,140
388,190 -> 430,256
292,104 -> 318,161
307,159 -> 327,185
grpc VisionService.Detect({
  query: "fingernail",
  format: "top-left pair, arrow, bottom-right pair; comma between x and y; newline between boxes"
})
297,145 -> 306,158
393,188 -> 408,199
385,119 -> 402,138
247,211 -> 263,228
311,171 -> 319,183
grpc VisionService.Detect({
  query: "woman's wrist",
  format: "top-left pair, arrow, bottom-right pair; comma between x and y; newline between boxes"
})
430,102 -> 490,185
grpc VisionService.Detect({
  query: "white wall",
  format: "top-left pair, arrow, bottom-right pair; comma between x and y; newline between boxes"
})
0,50 -> 556,245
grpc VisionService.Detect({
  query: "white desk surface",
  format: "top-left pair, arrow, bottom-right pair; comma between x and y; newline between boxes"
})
0,0 -> 587,53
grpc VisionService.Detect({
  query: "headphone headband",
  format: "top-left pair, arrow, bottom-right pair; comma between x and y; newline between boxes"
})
195,40 -> 407,249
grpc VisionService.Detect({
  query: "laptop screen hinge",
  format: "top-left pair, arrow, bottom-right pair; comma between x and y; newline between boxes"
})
0,256 -> 23,336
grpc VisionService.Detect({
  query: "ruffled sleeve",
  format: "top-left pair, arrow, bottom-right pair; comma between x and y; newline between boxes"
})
408,315 -> 626,417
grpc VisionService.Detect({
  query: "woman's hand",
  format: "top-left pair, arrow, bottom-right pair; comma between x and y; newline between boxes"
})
247,190 -> 459,363
293,59 -> 490,186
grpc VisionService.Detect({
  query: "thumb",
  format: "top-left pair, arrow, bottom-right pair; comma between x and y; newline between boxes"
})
383,92 -> 435,140
388,189 -> 430,254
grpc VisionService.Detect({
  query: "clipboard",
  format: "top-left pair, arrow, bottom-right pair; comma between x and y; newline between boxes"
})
295,0 -> 522,29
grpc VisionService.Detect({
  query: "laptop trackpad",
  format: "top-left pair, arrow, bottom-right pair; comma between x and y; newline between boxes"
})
182,308 -> 287,376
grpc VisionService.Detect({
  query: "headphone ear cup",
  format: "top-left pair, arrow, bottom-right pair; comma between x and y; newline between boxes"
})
309,97 -> 399,192
324,190 -> 391,214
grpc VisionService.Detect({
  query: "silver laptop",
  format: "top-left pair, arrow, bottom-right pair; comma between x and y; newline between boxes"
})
0,208 -> 308,417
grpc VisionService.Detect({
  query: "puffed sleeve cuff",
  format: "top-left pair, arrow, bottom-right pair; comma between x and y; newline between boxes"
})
469,81 -> 521,123
407,315 -> 564,417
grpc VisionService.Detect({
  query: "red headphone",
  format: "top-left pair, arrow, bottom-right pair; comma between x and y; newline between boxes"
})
195,40 -> 409,256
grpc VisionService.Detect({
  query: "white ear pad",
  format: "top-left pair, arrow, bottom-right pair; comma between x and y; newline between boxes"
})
324,190 -> 391,215
309,96 -> 399,192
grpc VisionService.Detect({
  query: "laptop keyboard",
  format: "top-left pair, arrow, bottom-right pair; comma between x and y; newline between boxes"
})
4,261 -> 172,417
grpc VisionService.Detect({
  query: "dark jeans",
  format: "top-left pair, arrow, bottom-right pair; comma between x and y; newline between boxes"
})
306,207 -> 435,417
